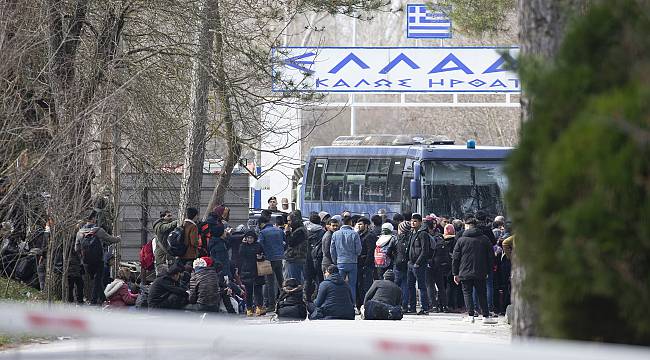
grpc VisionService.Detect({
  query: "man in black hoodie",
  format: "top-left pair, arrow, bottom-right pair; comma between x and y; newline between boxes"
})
362,270 -> 403,320
452,214 -> 496,324
356,217 -> 377,311
148,264 -> 188,310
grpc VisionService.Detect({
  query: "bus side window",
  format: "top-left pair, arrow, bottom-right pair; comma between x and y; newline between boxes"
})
304,158 -> 316,200
386,159 -> 404,202
312,161 -> 325,201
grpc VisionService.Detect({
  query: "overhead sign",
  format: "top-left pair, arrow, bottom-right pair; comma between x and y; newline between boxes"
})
407,4 -> 452,39
272,47 -> 519,93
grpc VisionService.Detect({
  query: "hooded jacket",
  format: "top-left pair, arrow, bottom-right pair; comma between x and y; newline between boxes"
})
393,232 -> 410,271
452,227 -> 494,280
188,266 -> 220,307
432,235 -> 455,272
276,283 -> 307,319
104,279 -> 137,307
305,222 -> 325,261
148,274 -> 188,309
238,241 -> 265,285
330,225 -> 362,265
358,230 -> 378,268
74,224 -> 121,266
182,219 -> 199,260
314,273 -> 355,320
258,224 -> 286,261
321,230 -> 334,268
363,279 -> 402,306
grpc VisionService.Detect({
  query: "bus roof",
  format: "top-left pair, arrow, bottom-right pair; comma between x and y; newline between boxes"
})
308,144 -> 512,161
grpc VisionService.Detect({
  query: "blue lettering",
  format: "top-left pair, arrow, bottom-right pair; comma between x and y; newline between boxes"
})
379,53 -> 420,74
333,79 -> 351,87
374,79 -> 392,87
316,78 -> 329,87
429,53 -> 474,74
489,79 -> 507,88
328,53 -> 370,74
450,79 -> 464,87
428,79 -> 444,87
354,79 -> 371,87
397,79 -> 412,87
483,57 -> 506,74
508,78 -> 520,88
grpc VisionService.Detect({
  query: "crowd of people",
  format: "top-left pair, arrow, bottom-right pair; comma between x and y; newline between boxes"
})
2,194 -> 514,324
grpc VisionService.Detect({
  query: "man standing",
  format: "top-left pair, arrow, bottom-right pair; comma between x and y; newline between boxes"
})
321,218 -> 339,274
180,207 -> 199,265
452,214 -> 496,324
267,196 -> 278,211
304,212 -> 325,301
75,210 -> 120,305
330,216 -> 362,304
355,217 -> 377,310
407,214 -> 430,315
258,215 -> 285,310
153,210 -> 177,274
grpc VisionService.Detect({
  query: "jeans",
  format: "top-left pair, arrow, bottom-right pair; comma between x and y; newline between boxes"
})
67,276 -> 84,303
462,278 -> 489,317
473,271 -> 494,313
86,264 -> 105,305
407,264 -> 429,312
244,282 -> 263,309
425,265 -> 436,309
337,263 -> 358,302
393,267 -> 409,309
304,257 -> 322,301
263,260 -> 284,309
284,260 -> 305,283
357,265 -> 375,308
433,268 -> 450,308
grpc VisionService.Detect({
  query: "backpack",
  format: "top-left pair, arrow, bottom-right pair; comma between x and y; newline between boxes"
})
309,228 -> 325,260
15,255 -> 36,282
80,228 -> 103,266
197,221 -> 211,256
374,238 -> 392,268
433,238 -> 453,270
139,239 -> 155,271
167,226 -> 187,257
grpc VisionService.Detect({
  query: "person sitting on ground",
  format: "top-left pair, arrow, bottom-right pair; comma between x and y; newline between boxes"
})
186,256 -> 220,312
361,269 -> 403,320
309,265 -> 355,320
104,268 -> 138,308
275,278 -> 307,320
148,264 -> 188,310
214,260 -> 240,313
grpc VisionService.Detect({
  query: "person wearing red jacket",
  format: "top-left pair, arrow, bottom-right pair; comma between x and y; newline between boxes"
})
104,268 -> 138,308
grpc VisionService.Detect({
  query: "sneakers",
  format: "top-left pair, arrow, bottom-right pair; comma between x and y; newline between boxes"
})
255,306 -> 267,316
359,305 -> 365,319
416,310 -> 429,315
354,308 -> 361,316
246,309 -> 254,317
465,314 -> 476,323
483,316 -> 498,324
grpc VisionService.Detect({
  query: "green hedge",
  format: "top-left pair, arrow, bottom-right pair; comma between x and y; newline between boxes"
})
506,0 -> 650,344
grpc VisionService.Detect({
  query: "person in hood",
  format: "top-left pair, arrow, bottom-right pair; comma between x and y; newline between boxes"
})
361,270 -> 403,320
180,207 -> 199,264
309,265 -> 355,320
239,230 -> 266,316
186,257 -> 221,312
276,278 -> 307,320
152,210 -> 177,275
394,221 -> 411,312
75,210 -> 121,305
207,205 -> 232,279
452,215 -> 496,324
104,268 -> 137,308
148,264 -> 188,310
374,222 -> 396,279
284,210 -> 308,283
431,224 -> 456,313
304,212 -> 325,301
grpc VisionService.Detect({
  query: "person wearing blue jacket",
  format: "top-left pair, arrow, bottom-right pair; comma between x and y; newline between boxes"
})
309,265 -> 355,320
258,215 -> 286,310
330,216 -> 362,302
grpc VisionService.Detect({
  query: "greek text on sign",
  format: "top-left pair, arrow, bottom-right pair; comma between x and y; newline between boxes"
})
272,47 -> 519,93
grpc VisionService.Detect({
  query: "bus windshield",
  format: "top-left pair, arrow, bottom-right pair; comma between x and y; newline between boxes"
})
422,161 -> 507,219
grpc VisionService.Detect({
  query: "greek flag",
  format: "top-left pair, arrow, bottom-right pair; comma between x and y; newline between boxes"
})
406,4 -> 452,39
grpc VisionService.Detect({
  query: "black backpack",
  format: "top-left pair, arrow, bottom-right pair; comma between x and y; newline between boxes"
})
166,226 -> 187,257
15,255 -> 36,282
309,228 -> 326,260
80,228 -> 103,266
433,238 -> 453,270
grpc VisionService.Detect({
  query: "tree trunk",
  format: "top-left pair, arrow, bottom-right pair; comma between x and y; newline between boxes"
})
513,0 -> 589,337
203,0 -> 241,219
178,0 -> 217,219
